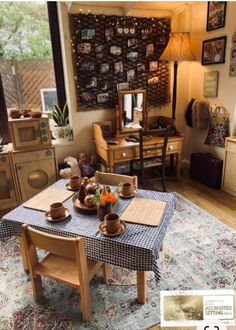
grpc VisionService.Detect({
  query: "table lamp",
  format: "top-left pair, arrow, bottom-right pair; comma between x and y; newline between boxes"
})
160,32 -> 196,120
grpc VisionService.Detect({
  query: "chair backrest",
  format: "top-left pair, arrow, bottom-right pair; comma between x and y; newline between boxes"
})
95,171 -> 138,187
21,224 -> 83,260
139,127 -> 169,166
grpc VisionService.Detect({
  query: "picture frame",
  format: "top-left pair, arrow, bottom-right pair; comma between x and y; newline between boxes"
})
229,63 -> 236,77
40,88 -> 57,112
77,43 -> 91,54
206,2 -> 227,31
97,93 -> 109,104
146,44 -> 154,58
202,36 -> 227,65
149,61 -> 158,72
203,71 -> 219,97
81,29 -> 95,40
100,63 -> 109,74
114,61 -> 123,75
230,46 -> 236,63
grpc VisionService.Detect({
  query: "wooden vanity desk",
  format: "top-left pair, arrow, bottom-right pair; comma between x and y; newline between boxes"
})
93,121 -> 183,180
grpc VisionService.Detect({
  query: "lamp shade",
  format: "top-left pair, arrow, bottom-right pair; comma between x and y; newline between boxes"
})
160,32 -> 196,62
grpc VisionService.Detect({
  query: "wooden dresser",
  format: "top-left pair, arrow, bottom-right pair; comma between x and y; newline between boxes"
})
222,136 -> 236,196
93,121 -> 183,179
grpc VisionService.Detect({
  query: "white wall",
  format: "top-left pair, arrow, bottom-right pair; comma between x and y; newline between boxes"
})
185,1 -> 236,161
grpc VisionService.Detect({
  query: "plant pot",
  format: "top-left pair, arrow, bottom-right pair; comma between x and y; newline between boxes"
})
52,125 -> 73,143
97,204 -> 112,221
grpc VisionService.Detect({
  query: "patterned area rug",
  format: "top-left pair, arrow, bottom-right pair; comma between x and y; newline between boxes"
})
0,193 -> 235,329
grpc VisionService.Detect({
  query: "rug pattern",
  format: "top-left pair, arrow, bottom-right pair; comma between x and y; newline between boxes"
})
0,193 -> 235,329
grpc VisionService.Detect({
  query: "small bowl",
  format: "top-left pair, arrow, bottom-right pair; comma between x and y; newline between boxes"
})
21,109 -> 31,117
10,109 -> 21,119
30,111 -> 42,118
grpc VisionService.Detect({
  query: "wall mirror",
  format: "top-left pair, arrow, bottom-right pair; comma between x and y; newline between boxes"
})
117,89 -> 147,134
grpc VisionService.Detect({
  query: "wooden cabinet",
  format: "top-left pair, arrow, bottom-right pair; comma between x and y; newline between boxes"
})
222,137 -> 236,197
8,117 -> 51,150
0,145 -> 19,210
11,147 -> 58,202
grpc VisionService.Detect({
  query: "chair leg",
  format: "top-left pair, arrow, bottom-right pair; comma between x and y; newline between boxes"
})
141,168 -> 146,188
130,161 -> 133,175
31,274 -> 43,302
78,284 -> 91,321
102,263 -> 111,283
161,166 -> 167,192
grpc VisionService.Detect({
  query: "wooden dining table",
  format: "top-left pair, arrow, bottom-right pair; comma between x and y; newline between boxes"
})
0,179 -> 175,304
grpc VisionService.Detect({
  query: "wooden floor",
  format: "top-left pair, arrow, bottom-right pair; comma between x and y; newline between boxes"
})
150,173 -> 236,229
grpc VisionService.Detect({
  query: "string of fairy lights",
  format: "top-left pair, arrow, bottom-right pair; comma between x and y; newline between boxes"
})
69,13 -> 171,108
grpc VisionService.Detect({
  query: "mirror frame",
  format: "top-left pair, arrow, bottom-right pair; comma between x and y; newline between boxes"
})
117,89 -> 147,135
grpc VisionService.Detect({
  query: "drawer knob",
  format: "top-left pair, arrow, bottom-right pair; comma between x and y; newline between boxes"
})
121,152 -> 127,157
46,150 -> 52,156
168,145 -> 174,150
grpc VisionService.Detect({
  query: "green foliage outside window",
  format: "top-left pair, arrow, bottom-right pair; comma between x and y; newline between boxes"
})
0,2 -> 52,59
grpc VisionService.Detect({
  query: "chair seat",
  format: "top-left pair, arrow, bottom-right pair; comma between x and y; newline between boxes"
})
132,157 -> 162,169
35,254 -> 102,287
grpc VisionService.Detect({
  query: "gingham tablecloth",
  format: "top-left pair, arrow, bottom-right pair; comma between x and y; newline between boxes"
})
0,180 -> 175,281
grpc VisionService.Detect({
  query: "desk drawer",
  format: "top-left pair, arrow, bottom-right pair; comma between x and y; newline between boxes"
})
167,142 -> 181,153
113,149 -> 134,160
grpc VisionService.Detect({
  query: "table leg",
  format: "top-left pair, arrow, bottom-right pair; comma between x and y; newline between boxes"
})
176,153 -> 181,181
19,236 -> 29,272
137,271 -> 146,304
103,263 -> 111,283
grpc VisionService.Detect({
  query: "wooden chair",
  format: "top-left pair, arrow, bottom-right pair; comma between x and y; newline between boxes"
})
21,224 -> 108,321
130,128 -> 169,192
95,170 -> 138,187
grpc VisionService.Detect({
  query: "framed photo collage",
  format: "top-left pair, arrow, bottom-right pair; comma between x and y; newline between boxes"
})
70,13 -> 171,110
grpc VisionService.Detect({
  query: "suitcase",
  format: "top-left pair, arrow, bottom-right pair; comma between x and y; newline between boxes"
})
190,152 -> 223,189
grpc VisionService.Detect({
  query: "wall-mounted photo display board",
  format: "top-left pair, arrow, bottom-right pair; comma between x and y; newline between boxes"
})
69,14 -> 171,110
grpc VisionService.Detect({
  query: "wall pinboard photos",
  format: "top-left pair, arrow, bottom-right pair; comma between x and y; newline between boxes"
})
69,14 -> 171,111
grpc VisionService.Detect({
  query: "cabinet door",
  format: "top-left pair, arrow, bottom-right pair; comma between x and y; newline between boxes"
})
222,149 -> 236,196
16,159 -> 57,202
12,121 -> 41,148
0,165 -> 18,208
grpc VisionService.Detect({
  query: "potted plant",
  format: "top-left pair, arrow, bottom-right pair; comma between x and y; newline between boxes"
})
51,103 -> 73,142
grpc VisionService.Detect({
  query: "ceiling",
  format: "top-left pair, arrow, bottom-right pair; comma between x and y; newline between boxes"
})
70,1 -> 189,14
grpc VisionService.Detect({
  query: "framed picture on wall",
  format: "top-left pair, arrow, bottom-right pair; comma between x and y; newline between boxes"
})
206,2 -> 227,31
202,36 -> 227,65
203,71 -> 219,97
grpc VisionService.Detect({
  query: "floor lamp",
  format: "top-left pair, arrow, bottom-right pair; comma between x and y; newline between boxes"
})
160,32 -> 196,120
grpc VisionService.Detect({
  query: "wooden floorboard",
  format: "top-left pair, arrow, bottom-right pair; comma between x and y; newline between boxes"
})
149,173 -> 236,230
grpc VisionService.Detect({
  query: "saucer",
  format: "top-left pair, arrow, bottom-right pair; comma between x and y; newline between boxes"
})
118,190 -> 137,199
72,195 -> 97,214
99,220 -> 127,237
45,208 -> 70,222
66,182 -> 80,191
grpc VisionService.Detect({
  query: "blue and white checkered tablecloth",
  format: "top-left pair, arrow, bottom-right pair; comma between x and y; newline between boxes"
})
0,179 -> 175,281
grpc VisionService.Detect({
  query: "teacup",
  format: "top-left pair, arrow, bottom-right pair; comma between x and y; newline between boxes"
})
69,175 -> 81,188
50,202 -> 66,219
121,182 -> 135,197
104,213 -> 121,234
